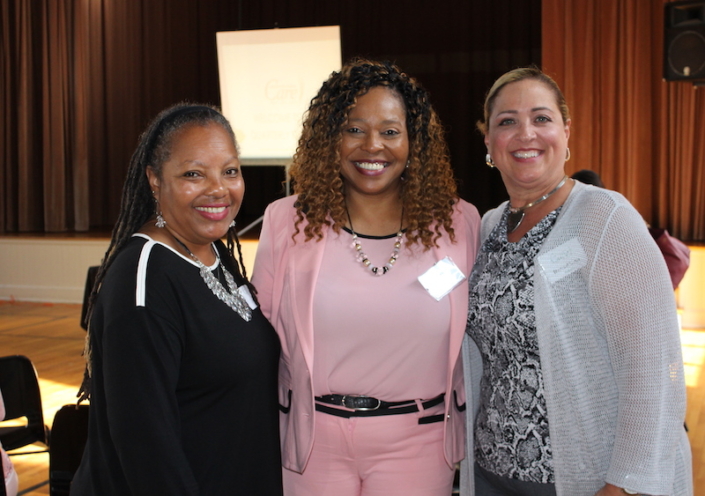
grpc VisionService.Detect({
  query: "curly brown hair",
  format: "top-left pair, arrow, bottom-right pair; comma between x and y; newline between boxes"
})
289,58 -> 458,250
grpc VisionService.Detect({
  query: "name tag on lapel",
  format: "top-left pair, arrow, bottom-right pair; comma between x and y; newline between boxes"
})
417,256 -> 466,301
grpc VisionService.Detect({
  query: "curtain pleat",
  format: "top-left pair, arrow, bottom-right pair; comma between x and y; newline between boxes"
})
17,0 -> 42,231
0,0 -> 15,231
543,0 -> 705,241
72,0 -> 90,232
42,0 -> 69,232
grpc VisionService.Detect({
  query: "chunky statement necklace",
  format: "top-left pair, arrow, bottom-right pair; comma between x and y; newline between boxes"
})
172,236 -> 252,321
507,175 -> 568,233
345,206 -> 404,276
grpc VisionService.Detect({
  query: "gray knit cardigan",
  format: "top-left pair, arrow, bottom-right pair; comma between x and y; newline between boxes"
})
460,181 -> 692,496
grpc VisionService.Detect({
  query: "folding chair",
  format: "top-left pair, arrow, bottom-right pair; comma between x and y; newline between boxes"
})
0,355 -> 50,454
49,404 -> 89,496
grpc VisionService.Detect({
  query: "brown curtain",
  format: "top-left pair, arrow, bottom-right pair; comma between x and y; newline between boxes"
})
2,0 -> 541,233
1,0 -> 241,233
0,0 -> 87,232
542,0 -> 705,241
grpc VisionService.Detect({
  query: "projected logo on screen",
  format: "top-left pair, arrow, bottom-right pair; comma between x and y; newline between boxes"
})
265,79 -> 303,102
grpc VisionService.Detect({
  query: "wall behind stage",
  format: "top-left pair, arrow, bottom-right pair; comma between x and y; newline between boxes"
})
1,0 -> 540,234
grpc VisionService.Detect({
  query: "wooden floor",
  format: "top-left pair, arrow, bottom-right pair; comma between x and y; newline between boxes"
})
0,301 -> 704,495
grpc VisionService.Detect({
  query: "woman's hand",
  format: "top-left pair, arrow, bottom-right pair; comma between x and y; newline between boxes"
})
594,483 -> 634,496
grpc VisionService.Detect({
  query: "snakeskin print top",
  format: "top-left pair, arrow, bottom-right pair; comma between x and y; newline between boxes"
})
466,206 -> 561,483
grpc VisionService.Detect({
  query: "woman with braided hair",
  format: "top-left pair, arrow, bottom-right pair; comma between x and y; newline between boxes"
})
252,58 -> 481,495
72,103 -> 283,495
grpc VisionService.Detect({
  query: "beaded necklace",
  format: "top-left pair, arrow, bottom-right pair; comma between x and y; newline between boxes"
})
345,206 -> 404,276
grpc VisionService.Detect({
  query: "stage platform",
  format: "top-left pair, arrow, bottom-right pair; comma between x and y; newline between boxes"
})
0,233 -> 259,304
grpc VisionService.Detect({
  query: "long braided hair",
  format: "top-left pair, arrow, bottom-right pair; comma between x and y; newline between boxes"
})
289,58 -> 458,249
78,103 -> 252,401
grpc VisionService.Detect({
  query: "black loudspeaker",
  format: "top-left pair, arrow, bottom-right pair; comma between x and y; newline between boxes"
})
664,1 -> 705,81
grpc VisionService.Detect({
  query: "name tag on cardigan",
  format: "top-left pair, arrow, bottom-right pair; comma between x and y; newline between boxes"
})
417,256 -> 466,301
537,238 -> 587,284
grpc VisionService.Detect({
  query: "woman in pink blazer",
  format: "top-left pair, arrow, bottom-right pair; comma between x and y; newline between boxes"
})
253,58 -> 481,496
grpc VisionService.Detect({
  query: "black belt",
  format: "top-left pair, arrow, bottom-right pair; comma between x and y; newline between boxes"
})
314,393 -> 445,419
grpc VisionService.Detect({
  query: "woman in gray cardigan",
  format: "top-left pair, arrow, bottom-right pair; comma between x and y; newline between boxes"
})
461,67 -> 691,496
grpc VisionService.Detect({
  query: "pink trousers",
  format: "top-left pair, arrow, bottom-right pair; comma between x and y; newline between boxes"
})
283,410 -> 455,496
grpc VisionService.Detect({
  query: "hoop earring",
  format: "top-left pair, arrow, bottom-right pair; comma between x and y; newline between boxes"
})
565,148 -> 571,162
485,153 -> 495,168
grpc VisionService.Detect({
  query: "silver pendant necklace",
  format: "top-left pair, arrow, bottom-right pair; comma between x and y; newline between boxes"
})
507,176 -> 568,233
345,205 -> 404,276
172,236 -> 252,321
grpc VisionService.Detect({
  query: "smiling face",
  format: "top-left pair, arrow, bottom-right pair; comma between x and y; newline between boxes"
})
485,78 -> 571,197
147,123 -> 244,254
338,86 -> 409,200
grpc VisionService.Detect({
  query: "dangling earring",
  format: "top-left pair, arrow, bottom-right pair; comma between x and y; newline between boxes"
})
229,220 -> 236,229
153,191 -> 166,228
565,148 -> 571,162
485,153 -> 495,168
155,211 -> 166,228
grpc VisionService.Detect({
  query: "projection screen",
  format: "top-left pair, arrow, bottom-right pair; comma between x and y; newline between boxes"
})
216,26 -> 342,164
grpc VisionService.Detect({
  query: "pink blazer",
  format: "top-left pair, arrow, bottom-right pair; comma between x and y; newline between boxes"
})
252,195 -> 481,473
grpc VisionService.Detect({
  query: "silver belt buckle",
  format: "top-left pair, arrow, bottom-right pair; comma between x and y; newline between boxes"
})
341,394 -> 381,411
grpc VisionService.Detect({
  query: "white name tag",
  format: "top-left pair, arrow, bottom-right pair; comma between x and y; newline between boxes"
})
417,256 -> 466,301
537,238 -> 587,284
238,284 -> 258,310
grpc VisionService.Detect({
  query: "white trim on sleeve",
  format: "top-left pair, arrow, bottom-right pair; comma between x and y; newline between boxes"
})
135,239 -> 157,307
